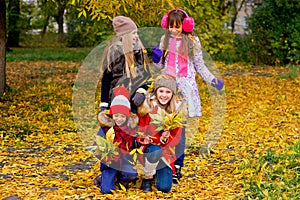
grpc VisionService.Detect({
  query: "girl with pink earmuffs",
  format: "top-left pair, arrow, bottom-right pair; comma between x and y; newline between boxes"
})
152,8 -> 225,184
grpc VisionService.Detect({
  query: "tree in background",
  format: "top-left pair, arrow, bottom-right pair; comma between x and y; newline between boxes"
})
54,0 -> 67,42
65,4 -> 112,47
183,0 -> 235,55
71,0 -> 236,55
0,0 -> 6,94
7,0 -> 20,47
247,0 -> 300,65
66,0 -> 173,47
38,0 -> 67,42
230,0 -> 246,34
73,0 -> 167,26
37,0 -> 55,39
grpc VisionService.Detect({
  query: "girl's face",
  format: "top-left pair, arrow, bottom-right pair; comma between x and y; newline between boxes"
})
112,113 -> 127,126
131,30 -> 138,45
156,87 -> 173,105
168,21 -> 183,38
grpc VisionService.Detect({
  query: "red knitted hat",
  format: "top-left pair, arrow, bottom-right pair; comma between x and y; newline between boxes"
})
110,86 -> 131,117
113,85 -> 130,99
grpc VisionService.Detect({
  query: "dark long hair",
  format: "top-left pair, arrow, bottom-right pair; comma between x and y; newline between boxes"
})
161,9 -> 197,65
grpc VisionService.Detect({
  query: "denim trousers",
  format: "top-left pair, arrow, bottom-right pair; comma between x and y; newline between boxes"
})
144,144 -> 173,193
100,156 -> 138,194
97,127 -> 138,194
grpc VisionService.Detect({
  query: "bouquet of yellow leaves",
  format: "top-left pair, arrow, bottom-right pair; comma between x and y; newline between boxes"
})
95,127 -> 119,163
149,109 -> 185,132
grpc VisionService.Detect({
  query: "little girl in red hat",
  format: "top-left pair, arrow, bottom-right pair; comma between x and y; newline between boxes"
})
94,86 -> 139,194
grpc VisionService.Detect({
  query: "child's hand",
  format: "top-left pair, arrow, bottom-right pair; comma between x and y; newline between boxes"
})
162,130 -> 170,138
152,47 -> 163,63
139,136 -> 153,145
211,78 -> 224,90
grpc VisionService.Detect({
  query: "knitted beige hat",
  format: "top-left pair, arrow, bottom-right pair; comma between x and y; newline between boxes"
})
112,16 -> 137,36
154,76 -> 177,94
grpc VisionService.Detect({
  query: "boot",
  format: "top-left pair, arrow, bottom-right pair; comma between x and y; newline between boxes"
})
175,165 -> 182,179
117,177 -> 138,189
140,178 -> 153,192
172,165 -> 182,185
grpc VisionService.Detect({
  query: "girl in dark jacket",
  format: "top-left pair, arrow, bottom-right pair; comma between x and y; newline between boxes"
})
94,16 -> 151,192
99,16 -> 151,113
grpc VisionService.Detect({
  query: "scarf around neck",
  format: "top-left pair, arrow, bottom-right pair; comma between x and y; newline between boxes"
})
166,36 -> 188,77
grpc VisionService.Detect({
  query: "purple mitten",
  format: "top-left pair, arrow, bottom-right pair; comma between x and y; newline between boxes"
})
152,47 -> 163,63
211,78 -> 224,90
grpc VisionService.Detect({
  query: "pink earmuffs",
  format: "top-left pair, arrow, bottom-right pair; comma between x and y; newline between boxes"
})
161,8 -> 194,32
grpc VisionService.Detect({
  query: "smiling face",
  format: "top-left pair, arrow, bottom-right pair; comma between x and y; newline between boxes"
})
156,86 -> 173,105
112,113 -> 127,126
168,21 -> 183,38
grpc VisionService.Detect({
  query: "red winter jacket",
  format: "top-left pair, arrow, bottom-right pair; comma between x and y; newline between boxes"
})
102,125 -> 136,165
137,105 -> 182,174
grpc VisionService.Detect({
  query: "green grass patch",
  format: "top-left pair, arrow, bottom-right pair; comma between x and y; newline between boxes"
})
277,64 -> 299,80
241,140 -> 300,199
6,47 -> 92,62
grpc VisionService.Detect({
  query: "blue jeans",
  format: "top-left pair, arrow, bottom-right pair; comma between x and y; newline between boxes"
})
98,127 -> 137,194
100,159 -> 137,194
144,144 -> 162,163
143,145 -> 172,193
156,161 -> 173,192
97,126 -> 106,137
175,127 -> 186,167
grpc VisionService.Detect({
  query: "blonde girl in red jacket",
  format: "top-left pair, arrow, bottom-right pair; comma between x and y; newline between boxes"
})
136,75 -> 187,192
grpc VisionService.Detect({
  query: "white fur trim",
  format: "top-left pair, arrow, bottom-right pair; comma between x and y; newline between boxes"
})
136,88 -> 147,94
100,102 -> 109,108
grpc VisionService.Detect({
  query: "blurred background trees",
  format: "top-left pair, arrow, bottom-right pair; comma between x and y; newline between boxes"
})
1,0 -> 299,65
246,0 -> 300,65
3,0 -> 299,94
6,0 -> 20,47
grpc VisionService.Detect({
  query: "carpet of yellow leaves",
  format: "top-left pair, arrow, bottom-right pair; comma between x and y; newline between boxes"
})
0,61 -> 299,199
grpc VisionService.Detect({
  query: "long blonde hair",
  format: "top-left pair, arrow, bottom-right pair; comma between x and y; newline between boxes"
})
100,32 -> 149,79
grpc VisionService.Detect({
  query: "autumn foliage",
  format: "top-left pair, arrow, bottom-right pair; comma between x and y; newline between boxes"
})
0,61 -> 299,199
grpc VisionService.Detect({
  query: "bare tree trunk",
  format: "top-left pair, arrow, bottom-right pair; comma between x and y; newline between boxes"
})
0,0 -> 6,94
41,15 -> 50,39
6,0 -> 20,47
55,1 -> 66,42
231,0 -> 246,33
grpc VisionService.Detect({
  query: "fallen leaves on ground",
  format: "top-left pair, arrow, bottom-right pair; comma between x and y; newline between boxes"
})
0,61 -> 299,199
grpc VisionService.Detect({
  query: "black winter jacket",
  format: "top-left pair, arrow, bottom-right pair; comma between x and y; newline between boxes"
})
100,41 -> 151,107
